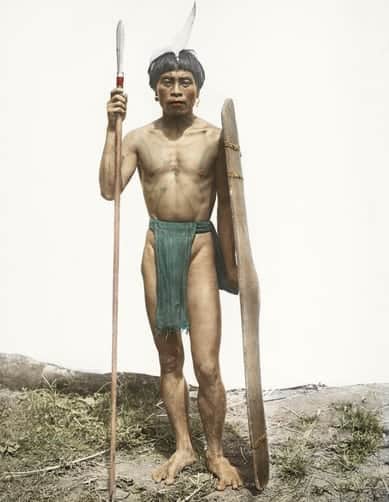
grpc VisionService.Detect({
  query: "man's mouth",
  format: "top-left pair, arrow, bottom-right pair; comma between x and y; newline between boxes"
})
169,101 -> 185,106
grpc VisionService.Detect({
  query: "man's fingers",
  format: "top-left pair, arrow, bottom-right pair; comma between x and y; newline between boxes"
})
108,93 -> 127,115
110,87 -> 125,97
110,88 -> 128,99
109,98 -> 126,108
107,98 -> 126,107
107,103 -> 127,114
111,93 -> 127,101
107,89 -> 127,124
108,104 -> 126,112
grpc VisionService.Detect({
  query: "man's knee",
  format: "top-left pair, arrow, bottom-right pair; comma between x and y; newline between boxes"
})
194,361 -> 220,386
158,345 -> 184,375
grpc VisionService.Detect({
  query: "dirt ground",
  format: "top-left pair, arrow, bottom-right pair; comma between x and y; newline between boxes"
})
1,383 -> 389,501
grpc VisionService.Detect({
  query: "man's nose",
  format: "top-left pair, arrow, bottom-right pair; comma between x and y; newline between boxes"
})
171,82 -> 182,96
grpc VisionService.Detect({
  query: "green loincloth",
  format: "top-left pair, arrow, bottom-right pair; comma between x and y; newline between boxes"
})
149,218 -> 238,334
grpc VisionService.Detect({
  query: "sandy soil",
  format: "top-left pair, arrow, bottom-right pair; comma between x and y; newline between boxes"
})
3,383 -> 385,501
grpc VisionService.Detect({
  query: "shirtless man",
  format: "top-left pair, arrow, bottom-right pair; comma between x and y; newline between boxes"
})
99,50 -> 242,491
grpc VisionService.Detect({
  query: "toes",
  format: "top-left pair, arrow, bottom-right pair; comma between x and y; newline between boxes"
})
152,472 -> 163,483
232,476 -> 243,489
233,470 -> 243,489
216,479 -> 226,491
167,463 -> 179,482
214,463 -> 243,491
152,466 -> 168,483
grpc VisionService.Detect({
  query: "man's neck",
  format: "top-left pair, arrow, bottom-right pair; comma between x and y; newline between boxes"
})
160,113 -> 196,137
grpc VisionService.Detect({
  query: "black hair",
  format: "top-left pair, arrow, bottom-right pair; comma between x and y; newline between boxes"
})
147,49 -> 205,92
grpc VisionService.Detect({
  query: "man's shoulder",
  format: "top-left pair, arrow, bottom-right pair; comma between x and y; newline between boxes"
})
122,122 -> 156,150
193,116 -> 220,132
192,117 -> 221,141
123,122 -> 153,139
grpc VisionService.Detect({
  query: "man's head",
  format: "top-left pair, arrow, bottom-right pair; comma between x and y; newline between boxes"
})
148,49 -> 205,93
148,50 -> 205,117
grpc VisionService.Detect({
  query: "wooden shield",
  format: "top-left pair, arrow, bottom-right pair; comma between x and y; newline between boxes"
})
221,99 -> 269,490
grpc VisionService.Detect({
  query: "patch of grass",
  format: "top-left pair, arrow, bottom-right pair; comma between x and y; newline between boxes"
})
298,412 -> 319,429
91,375 -> 206,456
0,378 -> 161,500
335,401 -> 382,436
0,379 -> 213,501
272,411 -> 319,481
273,439 -> 309,480
0,471 -> 104,502
332,402 -> 383,470
335,473 -> 388,500
138,469 -> 214,502
0,389 -> 107,473
272,402 -> 384,492
310,482 -> 331,497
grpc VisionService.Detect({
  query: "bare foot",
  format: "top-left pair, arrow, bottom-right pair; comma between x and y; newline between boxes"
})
152,448 -> 197,485
206,453 -> 243,491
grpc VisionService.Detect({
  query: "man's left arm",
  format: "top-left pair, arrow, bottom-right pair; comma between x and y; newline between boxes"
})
215,134 -> 239,291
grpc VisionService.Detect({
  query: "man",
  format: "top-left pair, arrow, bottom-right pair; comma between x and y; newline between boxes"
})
99,49 -> 243,491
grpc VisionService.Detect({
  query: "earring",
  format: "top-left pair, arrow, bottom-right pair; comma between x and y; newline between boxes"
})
155,95 -> 159,102
196,98 -> 200,108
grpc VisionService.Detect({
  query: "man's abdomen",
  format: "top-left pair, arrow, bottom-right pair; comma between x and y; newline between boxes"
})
142,172 -> 215,222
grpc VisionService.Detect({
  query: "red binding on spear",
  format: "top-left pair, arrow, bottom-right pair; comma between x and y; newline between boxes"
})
109,19 -> 124,502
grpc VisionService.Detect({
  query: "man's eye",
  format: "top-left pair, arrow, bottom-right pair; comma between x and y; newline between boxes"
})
181,80 -> 192,87
162,79 -> 172,85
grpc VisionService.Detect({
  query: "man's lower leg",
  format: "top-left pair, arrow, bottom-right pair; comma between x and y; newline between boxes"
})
197,370 -> 243,490
152,370 -> 197,484
197,372 -> 226,455
160,371 -> 193,450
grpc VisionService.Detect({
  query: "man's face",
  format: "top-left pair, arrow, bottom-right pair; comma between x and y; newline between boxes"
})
156,70 -> 198,117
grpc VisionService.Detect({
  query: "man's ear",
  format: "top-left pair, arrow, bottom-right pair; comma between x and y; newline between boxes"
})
154,84 -> 160,101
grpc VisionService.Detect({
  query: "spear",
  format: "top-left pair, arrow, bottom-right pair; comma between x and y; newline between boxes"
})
109,19 -> 125,502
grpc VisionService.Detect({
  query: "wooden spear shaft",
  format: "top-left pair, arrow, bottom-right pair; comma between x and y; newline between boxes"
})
109,110 -> 122,502
109,20 -> 124,501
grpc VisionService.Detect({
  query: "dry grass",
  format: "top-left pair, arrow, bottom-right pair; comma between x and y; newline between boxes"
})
270,401 -> 386,501
0,379 -> 215,501
332,401 -> 383,470
0,385 -> 386,501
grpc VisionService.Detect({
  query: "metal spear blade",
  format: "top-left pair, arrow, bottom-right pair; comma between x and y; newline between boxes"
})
116,20 -> 125,76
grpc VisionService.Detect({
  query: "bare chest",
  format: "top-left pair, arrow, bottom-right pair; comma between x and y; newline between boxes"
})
137,131 -> 219,180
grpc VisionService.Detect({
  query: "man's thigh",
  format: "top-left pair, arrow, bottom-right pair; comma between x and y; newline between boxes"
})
187,234 -> 221,365
141,230 -> 157,332
142,231 -> 184,361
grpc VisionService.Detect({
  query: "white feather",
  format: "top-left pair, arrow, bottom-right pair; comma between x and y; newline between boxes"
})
149,2 -> 196,63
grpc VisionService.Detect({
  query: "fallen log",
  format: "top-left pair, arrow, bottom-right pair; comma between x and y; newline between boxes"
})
0,353 -> 160,395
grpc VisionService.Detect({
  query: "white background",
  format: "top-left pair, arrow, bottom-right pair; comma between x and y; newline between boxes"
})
1,0 -> 388,389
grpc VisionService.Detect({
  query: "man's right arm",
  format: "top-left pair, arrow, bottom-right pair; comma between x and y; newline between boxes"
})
99,89 -> 138,200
